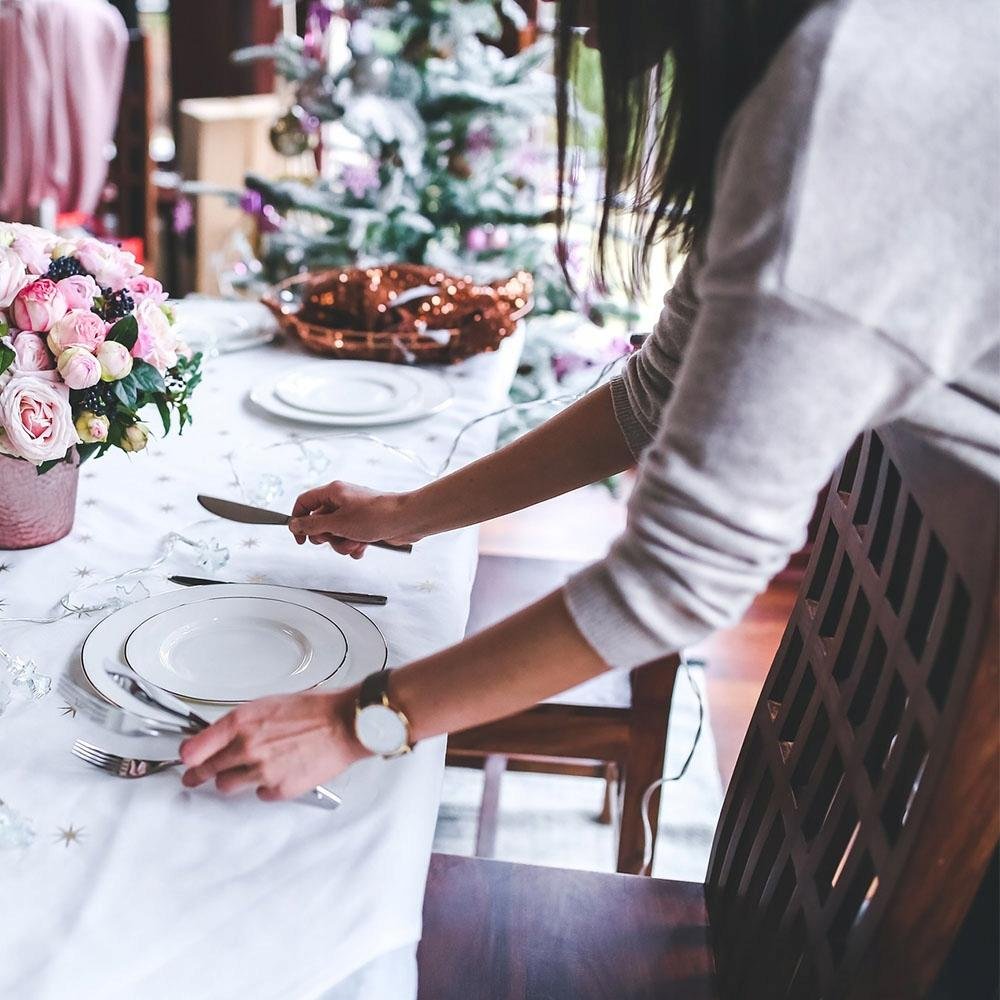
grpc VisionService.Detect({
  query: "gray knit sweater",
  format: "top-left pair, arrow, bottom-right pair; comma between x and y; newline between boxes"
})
564,0 -> 1000,670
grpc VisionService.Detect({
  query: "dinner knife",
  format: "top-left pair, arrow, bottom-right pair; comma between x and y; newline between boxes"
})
169,574 -> 387,607
196,495 -> 414,554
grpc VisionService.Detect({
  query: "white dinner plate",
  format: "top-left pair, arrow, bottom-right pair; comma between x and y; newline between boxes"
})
81,585 -> 387,723
274,365 -> 423,416
249,360 -> 453,427
123,596 -> 348,703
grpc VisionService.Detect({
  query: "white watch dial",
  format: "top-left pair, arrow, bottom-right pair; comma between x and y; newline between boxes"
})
356,703 -> 408,756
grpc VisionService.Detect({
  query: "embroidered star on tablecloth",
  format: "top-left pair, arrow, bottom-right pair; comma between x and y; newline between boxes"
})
53,824 -> 84,848
0,562 -> 10,574
59,703 -> 77,718
160,504 -> 176,514
409,580 -> 436,593
82,498 -> 99,508
247,573 -> 269,585
74,567 -> 93,579
241,538 -> 259,550
156,474 -> 172,484
77,534 -> 93,543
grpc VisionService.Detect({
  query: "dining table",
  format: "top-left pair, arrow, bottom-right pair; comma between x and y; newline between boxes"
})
0,322 -> 525,999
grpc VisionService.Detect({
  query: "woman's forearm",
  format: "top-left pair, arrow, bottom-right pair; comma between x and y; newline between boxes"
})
401,383 -> 634,538
390,588 -> 612,741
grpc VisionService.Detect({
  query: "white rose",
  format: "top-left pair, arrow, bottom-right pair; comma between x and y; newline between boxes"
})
0,247 -> 29,309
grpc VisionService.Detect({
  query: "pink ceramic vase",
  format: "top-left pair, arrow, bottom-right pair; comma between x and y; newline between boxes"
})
0,449 -> 80,549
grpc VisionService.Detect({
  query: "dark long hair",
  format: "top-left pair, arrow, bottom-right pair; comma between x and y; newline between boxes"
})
555,0 -> 816,292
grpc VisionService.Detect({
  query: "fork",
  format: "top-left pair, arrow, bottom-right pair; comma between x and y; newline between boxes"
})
59,677 -> 199,739
72,740 -> 180,778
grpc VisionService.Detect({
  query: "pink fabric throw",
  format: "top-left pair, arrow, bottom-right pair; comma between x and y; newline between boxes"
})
0,0 -> 128,222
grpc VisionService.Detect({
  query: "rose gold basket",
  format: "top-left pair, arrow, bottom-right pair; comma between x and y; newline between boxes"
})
261,264 -> 533,365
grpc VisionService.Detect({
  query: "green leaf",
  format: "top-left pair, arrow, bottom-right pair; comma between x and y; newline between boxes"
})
76,443 -> 102,464
155,394 -> 171,435
113,375 -> 138,409
106,315 -> 138,350
36,457 -> 66,475
0,343 -> 14,377
131,359 -> 166,393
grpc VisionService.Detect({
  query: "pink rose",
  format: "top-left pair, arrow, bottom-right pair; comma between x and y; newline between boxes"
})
11,333 -> 56,378
9,234 -> 52,275
126,274 -> 167,306
0,246 -> 28,309
56,347 -> 102,390
96,340 -> 133,381
0,375 -> 78,464
75,411 -> 110,444
56,274 -> 100,311
47,309 -> 108,354
133,298 -> 177,373
11,279 -> 68,333
75,238 -> 142,290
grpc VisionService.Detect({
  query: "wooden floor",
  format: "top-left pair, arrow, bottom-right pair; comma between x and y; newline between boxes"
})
479,483 -> 797,790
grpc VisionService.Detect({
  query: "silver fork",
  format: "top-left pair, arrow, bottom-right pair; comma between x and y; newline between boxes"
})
72,739 -> 180,778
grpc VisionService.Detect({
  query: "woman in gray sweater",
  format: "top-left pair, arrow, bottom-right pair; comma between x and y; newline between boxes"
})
181,0 -> 998,797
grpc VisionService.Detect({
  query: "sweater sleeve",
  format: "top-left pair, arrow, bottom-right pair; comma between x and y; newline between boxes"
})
564,290 -> 936,670
610,254 -> 701,459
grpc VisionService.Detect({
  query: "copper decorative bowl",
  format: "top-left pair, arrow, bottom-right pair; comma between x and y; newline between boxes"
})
261,264 -> 533,365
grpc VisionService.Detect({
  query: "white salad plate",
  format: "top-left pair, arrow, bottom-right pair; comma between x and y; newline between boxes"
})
123,595 -> 348,704
249,360 -> 453,427
81,584 -> 387,723
273,365 -> 423,416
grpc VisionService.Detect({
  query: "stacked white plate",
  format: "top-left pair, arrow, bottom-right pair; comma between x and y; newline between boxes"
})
250,359 -> 453,427
81,584 -> 387,723
170,297 -> 279,354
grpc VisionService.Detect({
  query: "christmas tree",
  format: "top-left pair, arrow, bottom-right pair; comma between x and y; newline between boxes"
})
219,0 -> 633,457
233,0 -> 579,314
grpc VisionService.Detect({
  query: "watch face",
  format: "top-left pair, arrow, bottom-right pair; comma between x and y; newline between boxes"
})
356,703 -> 408,756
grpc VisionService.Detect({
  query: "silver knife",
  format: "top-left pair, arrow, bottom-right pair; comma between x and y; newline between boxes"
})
196,495 -> 413,554
169,574 -> 387,606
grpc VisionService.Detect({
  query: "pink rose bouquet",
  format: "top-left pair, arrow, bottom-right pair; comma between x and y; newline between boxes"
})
0,224 -> 202,470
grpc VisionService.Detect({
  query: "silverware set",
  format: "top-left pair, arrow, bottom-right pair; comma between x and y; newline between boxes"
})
62,668 -> 342,810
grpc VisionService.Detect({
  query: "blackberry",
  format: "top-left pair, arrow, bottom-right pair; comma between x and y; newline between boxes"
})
46,255 -> 88,281
73,384 -> 116,417
103,289 -> 135,321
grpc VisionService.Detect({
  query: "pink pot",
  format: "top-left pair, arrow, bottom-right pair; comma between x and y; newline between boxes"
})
0,449 -> 80,549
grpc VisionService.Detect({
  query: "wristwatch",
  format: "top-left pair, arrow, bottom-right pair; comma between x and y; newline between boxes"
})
354,669 -> 414,759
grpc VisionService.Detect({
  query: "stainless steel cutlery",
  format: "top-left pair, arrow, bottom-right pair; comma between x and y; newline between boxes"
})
168,574 -> 387,606
72,740 -> 182,778
65,669 -> 343,810
196,494 -> 413,553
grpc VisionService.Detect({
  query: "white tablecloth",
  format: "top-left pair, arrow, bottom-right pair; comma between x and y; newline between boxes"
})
0,329 -> 523,1000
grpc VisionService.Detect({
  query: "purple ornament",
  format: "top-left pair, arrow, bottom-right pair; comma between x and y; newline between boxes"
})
172,197 -> 194,236
489,226 -> 510,251
465,227 -> 490,253
341,160 -> 380,199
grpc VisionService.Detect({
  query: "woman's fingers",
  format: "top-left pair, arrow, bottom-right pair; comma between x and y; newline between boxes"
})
292,482 -> 344,518
182,740 -> 252,788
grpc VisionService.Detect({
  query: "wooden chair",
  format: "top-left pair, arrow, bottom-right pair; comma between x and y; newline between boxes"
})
447,554 -> 681,875
419,426 -> 999,999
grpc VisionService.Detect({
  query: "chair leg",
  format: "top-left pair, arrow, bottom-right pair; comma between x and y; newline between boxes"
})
597,762 -> 617,825
616,656 -> 680,875
474,754 -> 507,858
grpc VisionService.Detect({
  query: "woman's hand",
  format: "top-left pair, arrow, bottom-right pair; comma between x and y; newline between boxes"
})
179,688 -> 370,801
289,481 -> 423,558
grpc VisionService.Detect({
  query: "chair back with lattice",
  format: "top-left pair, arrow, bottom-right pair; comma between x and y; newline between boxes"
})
705,427 -> 999,999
